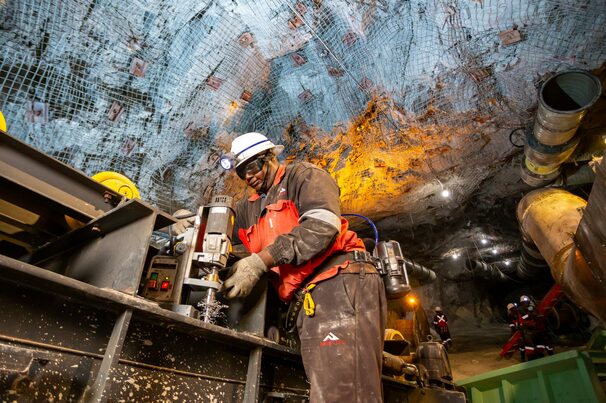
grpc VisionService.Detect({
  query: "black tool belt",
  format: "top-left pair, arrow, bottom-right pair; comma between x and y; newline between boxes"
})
312,250 -> 378,277
284,251 -> 378,332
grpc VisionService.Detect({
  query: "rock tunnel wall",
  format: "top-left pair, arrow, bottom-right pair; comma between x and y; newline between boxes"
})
0,0 -> 605,221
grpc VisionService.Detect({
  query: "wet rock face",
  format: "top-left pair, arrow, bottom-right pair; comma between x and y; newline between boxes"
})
0,1 -> 604,261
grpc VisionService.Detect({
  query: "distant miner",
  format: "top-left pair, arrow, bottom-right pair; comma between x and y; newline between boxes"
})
433,306 -> 452,350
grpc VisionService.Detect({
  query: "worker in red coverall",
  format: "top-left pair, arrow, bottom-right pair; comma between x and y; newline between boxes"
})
432,306 -> 452,350
505,302 -> 527,361
506,303 -> 518,336
518,295 -> 536,361
220,132 -> 387,402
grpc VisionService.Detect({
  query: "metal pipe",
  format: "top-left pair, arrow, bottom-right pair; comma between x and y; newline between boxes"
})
568,134 -> 606,163
534,70 -> 601,146
517,188 -> 586,270
402,257 -> 437,285
552,163 -> 597,186
517,182 -> 606,323
522,132 -> 580,186
516,237 -> 549,279
465,260 -> 509,281
382,352 -> 420,378
570,154 -> 606,323
521,70 -> 601,187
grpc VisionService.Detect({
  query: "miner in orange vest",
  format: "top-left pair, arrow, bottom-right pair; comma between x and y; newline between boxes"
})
221,132 -> 387,402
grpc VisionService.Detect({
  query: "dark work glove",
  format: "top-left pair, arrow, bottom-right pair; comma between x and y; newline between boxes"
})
223,254 -> 268,299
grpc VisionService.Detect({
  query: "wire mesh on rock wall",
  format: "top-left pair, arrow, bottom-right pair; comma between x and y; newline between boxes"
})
0,0 -> 604,216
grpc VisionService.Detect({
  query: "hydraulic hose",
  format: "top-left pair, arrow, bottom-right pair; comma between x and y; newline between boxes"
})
342,213 -> 379,245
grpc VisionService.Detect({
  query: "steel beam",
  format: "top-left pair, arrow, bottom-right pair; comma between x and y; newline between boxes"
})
0,131 -> 123,214
243,347 -> 263,403
86,310 -> 133,403
0,254 -> 299,352
0,255 -> 306,402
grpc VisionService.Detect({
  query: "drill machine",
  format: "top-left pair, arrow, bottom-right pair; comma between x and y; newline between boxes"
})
142,195 -> 235,322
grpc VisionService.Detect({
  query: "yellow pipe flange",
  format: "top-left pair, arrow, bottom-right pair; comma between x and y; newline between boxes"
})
524,157 -> 559,175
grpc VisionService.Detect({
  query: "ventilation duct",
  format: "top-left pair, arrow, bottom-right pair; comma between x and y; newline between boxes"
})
535,71 -> 602,145
516,235 -> 549,279
465,260 -> 509,282
517,188 -> 586,276
521,70 -> 601,186
517,158 -> 606,323
570,155 -> 606,323
402,257 -> 436,285
552,163 -> 597,187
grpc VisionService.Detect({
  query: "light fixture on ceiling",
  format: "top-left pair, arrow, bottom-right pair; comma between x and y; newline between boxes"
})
452,252 -> 460,260
436,178 -> 451,198
504,259 -> 511,266
492,248 -> 498,255
480,238 -> 488,245
425,158 -> 451,199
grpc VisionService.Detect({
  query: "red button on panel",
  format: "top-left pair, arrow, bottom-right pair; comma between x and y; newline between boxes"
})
160,281 -> 170,291
148,279 -> 158,290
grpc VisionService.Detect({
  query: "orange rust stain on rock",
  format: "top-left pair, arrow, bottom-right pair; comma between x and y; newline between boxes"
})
279,96 -> 486,217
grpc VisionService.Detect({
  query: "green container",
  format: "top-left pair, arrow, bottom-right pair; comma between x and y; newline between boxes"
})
456,349 -> 606,403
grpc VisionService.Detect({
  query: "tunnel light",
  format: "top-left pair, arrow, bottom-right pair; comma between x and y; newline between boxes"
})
504,260 -> 511,266
480,238 -> 488,245
435,177 -> 451,199
452,252 -> 460,260
492,248 -> 498,255
408,297 -> 416,305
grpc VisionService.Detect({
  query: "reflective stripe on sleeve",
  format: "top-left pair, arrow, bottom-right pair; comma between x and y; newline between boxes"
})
299,208 -> 341,230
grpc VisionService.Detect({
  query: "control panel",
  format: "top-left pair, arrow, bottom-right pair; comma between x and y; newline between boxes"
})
142,255 -> 178,302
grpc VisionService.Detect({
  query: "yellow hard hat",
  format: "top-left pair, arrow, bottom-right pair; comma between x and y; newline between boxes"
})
91,171 -> 140,199
0,111 -> 7,132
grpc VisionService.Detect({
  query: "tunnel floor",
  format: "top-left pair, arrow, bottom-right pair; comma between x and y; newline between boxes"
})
447,323 -> 516,381
445,322 -> 585,381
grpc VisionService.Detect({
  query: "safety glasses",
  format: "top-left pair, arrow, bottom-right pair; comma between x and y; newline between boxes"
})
236,156 -> 266,179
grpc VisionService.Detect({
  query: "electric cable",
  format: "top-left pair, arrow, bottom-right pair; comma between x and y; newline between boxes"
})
342,213 -> 379,245
509,127 -> 526,148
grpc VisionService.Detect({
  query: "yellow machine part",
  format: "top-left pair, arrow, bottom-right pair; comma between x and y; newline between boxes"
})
385,329 -> 405,340
524,157 -> 559,175
0,111 -> 7,132
91,171 -> 141,199
65,171 -> 140,230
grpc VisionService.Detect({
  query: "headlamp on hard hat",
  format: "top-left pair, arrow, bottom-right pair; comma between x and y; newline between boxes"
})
220,132 -> 284,176
219,152 -> 236,171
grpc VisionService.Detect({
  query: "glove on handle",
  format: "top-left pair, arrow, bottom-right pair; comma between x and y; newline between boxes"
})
223,253 -> 268,299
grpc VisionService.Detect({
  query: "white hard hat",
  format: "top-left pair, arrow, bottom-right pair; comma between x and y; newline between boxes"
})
231,132 -> 283,168
507,303 -> 515,310
520,295 -> 530,303
434,306 -> 442,312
